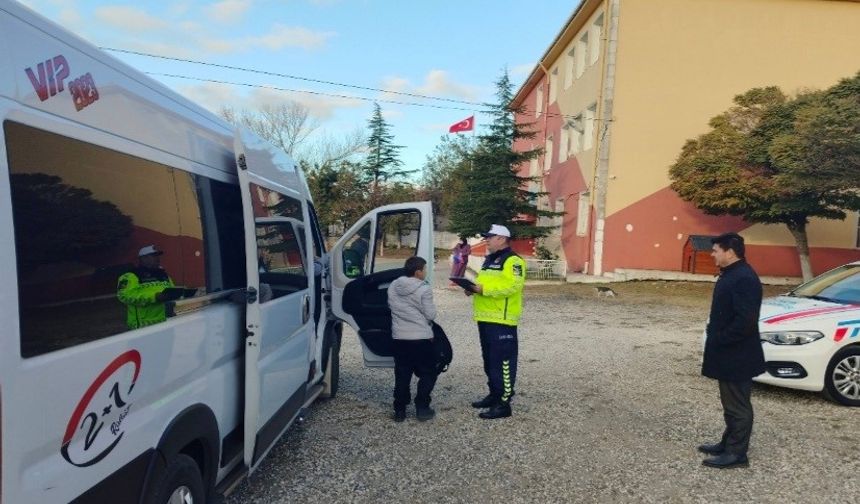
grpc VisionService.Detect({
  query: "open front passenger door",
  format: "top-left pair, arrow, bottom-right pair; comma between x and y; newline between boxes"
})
330,202 -> 434,367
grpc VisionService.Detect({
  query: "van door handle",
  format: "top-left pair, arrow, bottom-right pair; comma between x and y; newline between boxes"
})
301,294 -> 310,324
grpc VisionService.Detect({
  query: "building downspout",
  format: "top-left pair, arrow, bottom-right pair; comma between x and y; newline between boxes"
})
536,62 -> 550,222
591,0 -> 620,276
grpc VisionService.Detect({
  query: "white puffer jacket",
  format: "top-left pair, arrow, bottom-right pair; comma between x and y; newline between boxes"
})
387,276 -> 436,340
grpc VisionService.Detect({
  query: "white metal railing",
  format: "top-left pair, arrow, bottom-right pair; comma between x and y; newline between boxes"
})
524,259 -> 567,281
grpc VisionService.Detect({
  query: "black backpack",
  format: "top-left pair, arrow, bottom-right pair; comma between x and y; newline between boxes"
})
431,322 -> 453,374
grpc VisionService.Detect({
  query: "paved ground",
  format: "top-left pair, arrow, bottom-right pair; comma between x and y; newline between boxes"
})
227,274 -> 860,503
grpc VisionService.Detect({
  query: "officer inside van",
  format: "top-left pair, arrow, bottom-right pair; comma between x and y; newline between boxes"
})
117,245 -> 176,329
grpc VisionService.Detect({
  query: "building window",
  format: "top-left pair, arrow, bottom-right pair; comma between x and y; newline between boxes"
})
559,126 -> 569,163
529,157 -> 540,194
590,13 -> 604,66
535,87 -> 543,117
576,32 -> 588,78
565,48 -> 575,89
571,114 -> 583,154
555,197 -> 565,226
544,136 -> 554,173
549,67 -> 559,104
576,192 -> 590,237
584,104 -> 596,151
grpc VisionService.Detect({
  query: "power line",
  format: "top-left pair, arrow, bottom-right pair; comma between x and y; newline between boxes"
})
102,47 -> 484,107
146,72 -> 495,113
106,46 -> 581,120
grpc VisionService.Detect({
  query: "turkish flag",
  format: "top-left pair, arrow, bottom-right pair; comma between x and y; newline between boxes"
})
448,115 -> 474,133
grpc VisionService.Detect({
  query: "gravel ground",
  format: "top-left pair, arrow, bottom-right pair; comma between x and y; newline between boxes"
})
227,277 -> 860,504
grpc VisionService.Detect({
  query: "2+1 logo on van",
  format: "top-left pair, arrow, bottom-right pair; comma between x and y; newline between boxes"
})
61,350 -> 141,467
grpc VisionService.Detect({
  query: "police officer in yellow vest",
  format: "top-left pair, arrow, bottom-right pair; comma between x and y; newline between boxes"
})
117,245 -> 175,329
467,224 -> 526,420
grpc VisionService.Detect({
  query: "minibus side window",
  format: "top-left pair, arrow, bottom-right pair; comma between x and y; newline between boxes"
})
197,177 -> 246,291
4,121 -> 208,357
250,184 -> 308,300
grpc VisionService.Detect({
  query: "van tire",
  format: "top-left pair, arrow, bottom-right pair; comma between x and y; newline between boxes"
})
320,331 -> 341,399
148,454 -> 205,504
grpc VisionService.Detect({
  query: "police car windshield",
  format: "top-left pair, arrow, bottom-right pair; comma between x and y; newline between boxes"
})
791,264 -> 860,305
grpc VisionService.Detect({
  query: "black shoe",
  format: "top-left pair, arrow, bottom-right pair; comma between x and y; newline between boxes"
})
479,403 -> 512,420
393,410 -> 406,423
471,395 -> 495,409
697,442 -> 725,455
416,406 -> 435,421
702,453 -> 748,469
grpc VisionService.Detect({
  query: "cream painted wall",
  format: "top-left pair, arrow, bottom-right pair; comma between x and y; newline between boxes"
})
551,6 -> 605,188
606,0 -> 860,225
743,213 -> 860,248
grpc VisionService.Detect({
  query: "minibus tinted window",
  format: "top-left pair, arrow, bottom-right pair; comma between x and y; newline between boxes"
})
4,121 -> 208,357
251,183 -> 304,221
257,222 -> 308,299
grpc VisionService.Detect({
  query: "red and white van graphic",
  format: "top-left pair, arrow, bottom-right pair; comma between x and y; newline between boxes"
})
61,350 -> 141,467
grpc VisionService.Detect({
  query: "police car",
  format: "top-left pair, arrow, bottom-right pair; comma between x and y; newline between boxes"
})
756,261 -> 860,406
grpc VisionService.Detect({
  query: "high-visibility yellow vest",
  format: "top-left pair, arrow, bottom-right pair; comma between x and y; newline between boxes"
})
473,248 -> 526,326
117,268 -> 174,329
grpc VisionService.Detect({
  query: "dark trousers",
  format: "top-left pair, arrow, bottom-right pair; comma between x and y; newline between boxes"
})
478,322 -> 518,404
393,339 -> 437,411
718,380 -> 754,456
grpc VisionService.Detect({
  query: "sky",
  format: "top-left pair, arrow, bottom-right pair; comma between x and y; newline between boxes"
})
18,0 -> 578,172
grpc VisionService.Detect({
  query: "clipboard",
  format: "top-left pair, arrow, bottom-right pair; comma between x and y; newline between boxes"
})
449,276 -> 477,291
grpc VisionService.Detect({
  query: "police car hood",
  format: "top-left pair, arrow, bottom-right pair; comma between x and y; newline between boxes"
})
759,295 -> 859,326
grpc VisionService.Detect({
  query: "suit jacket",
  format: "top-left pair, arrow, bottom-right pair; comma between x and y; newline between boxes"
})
702,260 -> 766,381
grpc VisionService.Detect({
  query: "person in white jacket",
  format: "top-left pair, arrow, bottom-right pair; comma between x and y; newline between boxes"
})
387,256 -> 438,422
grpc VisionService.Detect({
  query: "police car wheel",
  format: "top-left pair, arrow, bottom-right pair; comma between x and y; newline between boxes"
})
823,346 -> 860,407
150,454 -> 205,504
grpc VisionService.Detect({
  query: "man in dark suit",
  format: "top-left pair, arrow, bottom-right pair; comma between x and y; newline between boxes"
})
699,233 -> 765,469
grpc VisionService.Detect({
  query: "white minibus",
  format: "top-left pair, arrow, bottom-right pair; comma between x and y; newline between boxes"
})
0,2 -> 434,502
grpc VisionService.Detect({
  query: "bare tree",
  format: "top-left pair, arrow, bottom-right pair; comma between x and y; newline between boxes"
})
300,127 -> 367,169
220,102 -> 320,156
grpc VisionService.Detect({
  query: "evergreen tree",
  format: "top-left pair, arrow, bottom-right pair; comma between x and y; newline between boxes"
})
448,70 -> 559,238
364,103 -> 414,203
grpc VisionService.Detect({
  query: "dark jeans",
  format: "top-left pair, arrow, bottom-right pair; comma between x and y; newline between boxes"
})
478,322 -> 518,403
393,339 -> 437,411
718,379 -> 754,456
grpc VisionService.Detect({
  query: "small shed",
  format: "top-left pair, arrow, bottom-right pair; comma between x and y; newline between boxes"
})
683,235 -> 719,275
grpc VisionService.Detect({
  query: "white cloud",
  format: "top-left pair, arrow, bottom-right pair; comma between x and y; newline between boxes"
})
198,24 -> 336,54
511,63 -> 536,79
57,6 -> 84,31
175,83 -> 364,121
247,24 -> 336,50
380,108 -> 403,120
205,0 -> 253,24
167,1 -> 194,17
415,70 -> 479,101
249,87 -> 363,120
123,39 -> 197,59
380,71 -> 479,102
95,5 -> 168,33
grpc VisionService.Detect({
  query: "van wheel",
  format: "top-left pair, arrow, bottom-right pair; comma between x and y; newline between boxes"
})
824,346 -> 860,407
321,332 -> 341,399
149,454 -> 205,504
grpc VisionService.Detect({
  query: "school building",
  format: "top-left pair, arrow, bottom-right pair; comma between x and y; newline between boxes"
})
511,0 -> 860,278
